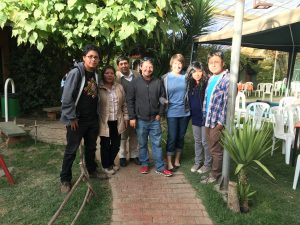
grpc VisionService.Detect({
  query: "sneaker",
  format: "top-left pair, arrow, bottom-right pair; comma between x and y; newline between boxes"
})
130,157 -> 141,165
60,181 -> 71,193
89,170 -> 109,180
191,164 -> 201,173
113,165 -> 120,171
103,168 -> 116,175
120,158 -> 127,167
155,169 -> 173,177
200,175 -> 217,184
140,166 -> 149,174
197,166 -> 211,174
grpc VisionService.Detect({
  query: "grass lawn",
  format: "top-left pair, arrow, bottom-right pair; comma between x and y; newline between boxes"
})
0,140 -> 111,225
1,123 -> 300,225
179,124 -> 300,225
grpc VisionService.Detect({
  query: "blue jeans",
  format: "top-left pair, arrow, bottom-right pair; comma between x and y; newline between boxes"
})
136,119 -> 165,171
166,116 -> 190,156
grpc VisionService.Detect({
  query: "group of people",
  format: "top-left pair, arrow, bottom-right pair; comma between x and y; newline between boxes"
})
59,44 -> 229,193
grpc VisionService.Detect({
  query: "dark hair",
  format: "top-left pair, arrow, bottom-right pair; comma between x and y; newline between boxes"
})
186,61 -> 208,97
101,65 -> 116,82
207,50 -> 224,62
82,44 -> 100,57
116,55 -> 129,65
140,57 -> 154,67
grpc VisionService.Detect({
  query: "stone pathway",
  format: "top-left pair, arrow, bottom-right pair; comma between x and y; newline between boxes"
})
110,163 -> 213,225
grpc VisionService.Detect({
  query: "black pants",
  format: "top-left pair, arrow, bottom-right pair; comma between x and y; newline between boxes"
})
60,120 -> 98,182
100,121 -> 121,169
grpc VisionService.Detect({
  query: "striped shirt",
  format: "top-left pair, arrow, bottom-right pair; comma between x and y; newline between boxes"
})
108,85 -> 119,121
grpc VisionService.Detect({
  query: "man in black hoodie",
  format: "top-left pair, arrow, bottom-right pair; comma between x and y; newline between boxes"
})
60,44 -> 103,193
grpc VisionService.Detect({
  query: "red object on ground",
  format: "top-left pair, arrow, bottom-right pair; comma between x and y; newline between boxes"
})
0,154 -> 15,185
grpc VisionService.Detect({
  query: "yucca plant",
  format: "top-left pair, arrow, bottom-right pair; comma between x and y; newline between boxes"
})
220,121 -> 276,212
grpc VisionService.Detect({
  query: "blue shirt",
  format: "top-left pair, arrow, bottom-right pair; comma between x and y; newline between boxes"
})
167,73 -> 190,117
205,74 -> 222,113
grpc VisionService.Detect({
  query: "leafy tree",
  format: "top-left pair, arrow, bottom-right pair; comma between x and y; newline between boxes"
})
0,0 -> 183,56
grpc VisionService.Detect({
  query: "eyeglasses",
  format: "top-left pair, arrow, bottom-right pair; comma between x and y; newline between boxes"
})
86,55 -> 100,61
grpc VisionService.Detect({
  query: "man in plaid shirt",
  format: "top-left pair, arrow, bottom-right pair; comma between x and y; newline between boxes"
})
201,51 -> 229,184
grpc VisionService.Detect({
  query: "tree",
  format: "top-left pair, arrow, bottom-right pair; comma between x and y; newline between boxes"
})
0,0 -> 183,55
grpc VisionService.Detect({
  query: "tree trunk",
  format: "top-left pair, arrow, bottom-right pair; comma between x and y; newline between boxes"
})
227,181 -> 240,213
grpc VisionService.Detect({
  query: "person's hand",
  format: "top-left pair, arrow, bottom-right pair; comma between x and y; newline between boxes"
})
130,119 -> 136,128
216,123 -> 224,130
155,115 -> 160,121
124,120 -> 128,129
70,119 -> 79,131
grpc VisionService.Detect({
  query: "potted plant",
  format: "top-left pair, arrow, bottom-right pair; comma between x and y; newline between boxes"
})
221,121 -> 276,212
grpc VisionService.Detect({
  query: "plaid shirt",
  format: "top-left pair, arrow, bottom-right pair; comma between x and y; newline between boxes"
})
203,70 -> 230,128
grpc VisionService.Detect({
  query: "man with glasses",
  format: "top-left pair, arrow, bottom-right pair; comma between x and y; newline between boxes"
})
126,58 -> 173,177
60,44 -> 105,193
115,55 -> 140,167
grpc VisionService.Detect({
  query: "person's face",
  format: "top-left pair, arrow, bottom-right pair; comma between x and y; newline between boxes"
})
192,68 -> 203,82
208,55 -> 224,75
117,60 -> 130,75
103,68 -> 115,84
83,50 -> 100,72
141,61 -> 154,78
171,59 -> 183,74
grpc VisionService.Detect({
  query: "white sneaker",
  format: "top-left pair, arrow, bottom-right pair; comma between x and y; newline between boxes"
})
103,168 -> 116,175
190,164 -> 201,172
113,165 -> 120,171
197,166 -> 211,174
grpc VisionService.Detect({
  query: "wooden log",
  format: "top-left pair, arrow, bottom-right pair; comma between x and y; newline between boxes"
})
227,181 -> 240,213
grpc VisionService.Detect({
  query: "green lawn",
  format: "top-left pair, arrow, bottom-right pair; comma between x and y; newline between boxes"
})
179,125 -> 300,225
0,141 -> 111,225
1,124 -> 300,225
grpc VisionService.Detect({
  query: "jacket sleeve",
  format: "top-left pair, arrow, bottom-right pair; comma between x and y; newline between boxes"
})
218,76 -> 230,125
126,79 -> 136,120
120,85 -> 129,120
159,79 -> 166,116
61,69 -> 81,123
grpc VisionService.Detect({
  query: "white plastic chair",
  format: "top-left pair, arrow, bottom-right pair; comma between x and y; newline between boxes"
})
262,83 -> 273,101
245,102 -> 270,130
271,107 -> 295,164
235,91 -> 246,127
254,83 -> 265,97
273,81 -> 283,96
293,155 -> 300,190
279,96 -> 297,108
291,81 -> 300,98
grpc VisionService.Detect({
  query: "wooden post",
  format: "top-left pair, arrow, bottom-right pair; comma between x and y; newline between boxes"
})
227,181 -> 240,213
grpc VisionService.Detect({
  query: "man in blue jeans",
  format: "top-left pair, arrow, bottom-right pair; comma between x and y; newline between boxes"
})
126,58 -> 172,177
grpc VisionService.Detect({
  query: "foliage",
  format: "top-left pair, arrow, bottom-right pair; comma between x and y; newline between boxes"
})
0,0 -> 183,53
256,52 -> 288,83
9,40 -> 73,113
170,0 -> 215,59
220,122 -> 275,211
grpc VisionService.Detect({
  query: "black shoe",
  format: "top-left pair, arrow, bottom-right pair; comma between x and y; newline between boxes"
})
131,157 -> 141,165
120,158 -> 127,167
